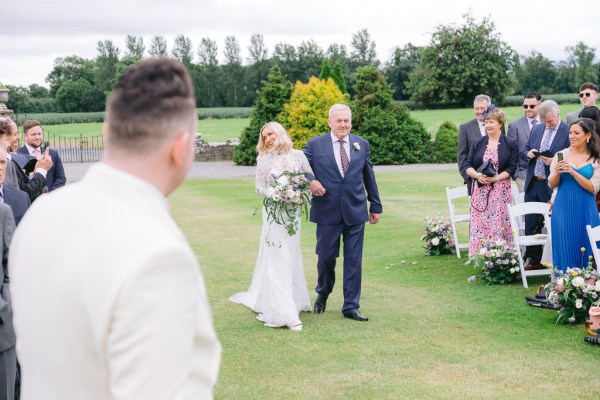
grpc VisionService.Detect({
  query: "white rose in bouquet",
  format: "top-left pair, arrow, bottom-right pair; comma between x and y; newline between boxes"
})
431,237 -> 440,246
277,175 -> 289,186
573,276 -> 585,288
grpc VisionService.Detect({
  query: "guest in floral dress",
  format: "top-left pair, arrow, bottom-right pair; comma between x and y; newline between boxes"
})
465,108 -> 518,255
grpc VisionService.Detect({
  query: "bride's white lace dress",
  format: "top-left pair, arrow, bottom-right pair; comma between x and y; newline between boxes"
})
230,149 -> 312,328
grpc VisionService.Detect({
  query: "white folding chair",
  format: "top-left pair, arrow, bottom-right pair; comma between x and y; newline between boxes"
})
446,186 -> 470,258
508,202 -> 554,288
511,183 -> 525,205
586,225 -> 600,273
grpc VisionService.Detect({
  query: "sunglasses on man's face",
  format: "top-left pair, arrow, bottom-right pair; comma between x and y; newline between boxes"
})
522,104 -> 537,109
580,92 -> 592,98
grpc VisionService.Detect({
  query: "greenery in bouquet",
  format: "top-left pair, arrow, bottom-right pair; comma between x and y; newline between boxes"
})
468,238 -> 520,285
263,170 -> 311,236
420,214 -> 455,256
545,259 -> 600,324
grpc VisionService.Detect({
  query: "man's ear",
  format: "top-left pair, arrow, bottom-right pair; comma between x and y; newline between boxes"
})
169,131 -> 189,167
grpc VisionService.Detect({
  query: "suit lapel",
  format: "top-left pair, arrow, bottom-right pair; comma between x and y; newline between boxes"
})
549,122 -> 567,154
320,132 -> 342,178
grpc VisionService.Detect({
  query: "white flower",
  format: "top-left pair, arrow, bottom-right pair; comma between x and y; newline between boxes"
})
431,237 -> 440,246
286,189 -> 296,199
479,248 -> 487,255
596,281 -> 600,291
575,299 -> 583,309
353,142 -> 360,151
556,278 -> 565,286
573,276 -> 585,288
510,259 -> 516,265
266,187 -> 275,198
277,175 -> 289,186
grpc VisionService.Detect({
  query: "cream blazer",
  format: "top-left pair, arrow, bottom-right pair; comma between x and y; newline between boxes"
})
9,163 -> 221,400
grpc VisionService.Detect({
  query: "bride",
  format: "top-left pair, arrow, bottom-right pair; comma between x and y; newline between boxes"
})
230,122 -> 312,331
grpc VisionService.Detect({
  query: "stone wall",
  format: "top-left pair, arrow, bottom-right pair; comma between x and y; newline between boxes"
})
194,135 -> 238,162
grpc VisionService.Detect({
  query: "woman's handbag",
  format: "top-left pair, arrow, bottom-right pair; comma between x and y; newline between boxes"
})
471,160 -> 498,212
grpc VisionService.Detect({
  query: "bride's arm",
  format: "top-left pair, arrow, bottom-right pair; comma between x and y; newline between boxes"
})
255,154 -> 269,196
296,150 -> 313,175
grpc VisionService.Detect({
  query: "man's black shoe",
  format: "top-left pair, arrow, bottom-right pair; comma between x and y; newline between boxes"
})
314,294 -> 327,314
343,309 -> 368,321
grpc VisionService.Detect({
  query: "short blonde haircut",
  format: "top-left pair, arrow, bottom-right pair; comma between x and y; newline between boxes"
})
485,108 -> 506,128
256,122 -> 293,155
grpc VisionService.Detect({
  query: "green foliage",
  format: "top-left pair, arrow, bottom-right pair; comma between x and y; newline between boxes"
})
55,79 -> 104,112
352,66 -> 430,164
568,42 -> 598,88
233,65 -> 293,165
406,13 -> 516,107
278,77 -> 348,149
431,121 -> 458,163
384,43 -> 420,100
319,59 -> 332,80
513,51 -> 557,95
331,61 -> 347,94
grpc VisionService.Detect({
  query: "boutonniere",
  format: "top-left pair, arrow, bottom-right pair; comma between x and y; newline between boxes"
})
353,142 -> 360,152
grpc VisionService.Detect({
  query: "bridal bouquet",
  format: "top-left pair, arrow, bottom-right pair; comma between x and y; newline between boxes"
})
264,169 -> 311,236
545,263 -> 600,324
468,238 -> 520,285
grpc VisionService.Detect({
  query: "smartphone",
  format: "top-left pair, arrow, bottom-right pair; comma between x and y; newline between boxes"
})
557,152 -> 563,162
43,141 -> 49,149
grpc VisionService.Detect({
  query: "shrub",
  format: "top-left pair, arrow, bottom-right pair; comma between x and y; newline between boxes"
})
278,77 -> 348,149
430,121 -> 458,163
233,65 -> 293,165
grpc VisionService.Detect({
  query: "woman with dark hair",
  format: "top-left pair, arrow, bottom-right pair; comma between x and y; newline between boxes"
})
548,118 -> 600,272
465,108 -> 518,255
578,106 -> 600,211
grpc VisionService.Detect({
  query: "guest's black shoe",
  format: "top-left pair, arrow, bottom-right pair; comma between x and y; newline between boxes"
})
314,295 -> 328,314
343,309 -> 368,321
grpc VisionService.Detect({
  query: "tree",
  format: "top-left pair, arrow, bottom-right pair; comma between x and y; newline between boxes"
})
384,43 -> 420,100
194,38 -> 221,107
513,51 -> 556,94
172,35 -> 193,68
350,29 -> 379,68
566,42 -> 598,87
272,43 -> 299,81
233,65 -> 293,165
246,34 -> 272,102
55,78 -> 104,112
247,34 -> 268,64
352,66 -> 430,165
222,36 -> 246,106
331,61 -> 347,94
278,77 -> 348,149
28,84 -> 49,99
319,59 -> 332,80
406,13 -> 517,107
149,36 -> 168,58
296,40 -> 325,82
197,38 -> 219,67
46,55 -> 95,97
431,121 -> 458,163
125,35 -> 145,60
95,40 -> 120,94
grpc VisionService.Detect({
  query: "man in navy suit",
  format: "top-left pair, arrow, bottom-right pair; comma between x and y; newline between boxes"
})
18,120 -> 66,192
521,100 -> 570,269
304,104 -> 382,322
507,92 -> 542,192
0,148 -> 30,226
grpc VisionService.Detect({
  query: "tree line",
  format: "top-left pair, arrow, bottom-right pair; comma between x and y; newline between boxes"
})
4,13 -> 599,113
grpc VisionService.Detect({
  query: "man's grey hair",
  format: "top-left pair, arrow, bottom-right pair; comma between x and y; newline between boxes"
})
473,95 -> 491,105
538,100 -> 560,120
328,104 -> 352,120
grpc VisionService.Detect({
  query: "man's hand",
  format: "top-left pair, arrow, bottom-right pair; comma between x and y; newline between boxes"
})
310,180 -> 326,196
36,148 -> 53,171
369,213 -> 380,224
527,149 -> 539,159
539,155 -> 553,166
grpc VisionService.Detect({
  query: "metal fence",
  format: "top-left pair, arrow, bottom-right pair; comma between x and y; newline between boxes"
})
33,133 -> 104,163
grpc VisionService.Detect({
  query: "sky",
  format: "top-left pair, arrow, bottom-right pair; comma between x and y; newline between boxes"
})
1,0 -> 598,87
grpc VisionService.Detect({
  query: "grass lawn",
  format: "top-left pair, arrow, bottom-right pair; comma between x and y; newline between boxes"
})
169,169 -> 599,400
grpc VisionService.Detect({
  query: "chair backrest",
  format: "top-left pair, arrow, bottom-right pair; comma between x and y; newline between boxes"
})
446,186 -> 469,201
511,183 -> 524,205
586,224 -> 600,272
508,202 -> 551,219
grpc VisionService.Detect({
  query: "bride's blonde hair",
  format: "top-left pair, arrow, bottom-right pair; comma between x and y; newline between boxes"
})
256,121 -> 293,154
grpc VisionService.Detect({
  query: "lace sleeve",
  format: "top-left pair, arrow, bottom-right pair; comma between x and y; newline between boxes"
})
255,154 -> 270,196
294,150 -> 313,175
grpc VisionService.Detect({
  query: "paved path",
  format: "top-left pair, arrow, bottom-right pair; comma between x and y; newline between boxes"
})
63,161 -> 458,183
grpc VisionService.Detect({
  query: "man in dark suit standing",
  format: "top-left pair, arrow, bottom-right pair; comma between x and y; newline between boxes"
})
18,120 -> 66,192
457,95 -> 491,191
304,104 -> 382,322
507,92 -> 542,192
0,202 -> 17,400
566,82 -> 598,124
521,100 -> 570,269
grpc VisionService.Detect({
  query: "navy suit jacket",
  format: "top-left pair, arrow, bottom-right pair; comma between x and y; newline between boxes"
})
17,146 -> 66,191
466,134 -> 518,177
521,121 -> 570,193
2,185 -> 30,226
304,132 -> 382,225
0,203 -> 16,352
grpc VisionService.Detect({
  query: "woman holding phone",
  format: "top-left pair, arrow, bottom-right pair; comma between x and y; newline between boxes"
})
548,118 -> 600,272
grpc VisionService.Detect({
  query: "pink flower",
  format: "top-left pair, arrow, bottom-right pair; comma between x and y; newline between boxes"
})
554,284 -> 564,293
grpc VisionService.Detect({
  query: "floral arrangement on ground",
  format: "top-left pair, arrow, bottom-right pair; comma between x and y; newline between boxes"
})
263,169 -> 311,236
545,259 -> 600,324
420,214 -> 455,256
468,238 -> 520,285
